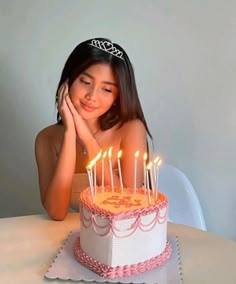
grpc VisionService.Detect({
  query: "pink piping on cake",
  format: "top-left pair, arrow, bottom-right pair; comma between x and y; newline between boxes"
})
80,206 -> 92,228
80,207 -> 111,236
81,206 -> 168,238
157,206 -> 168,224
110,218 -> 139,238
79,187 -> 168,237
91,215 -> 110,229
135,213 -> 159,233
74,237 -> 172,279
92,226 -> 110,237
111,211 -> 158,235
80,187 -> 168,220
91,217 -> 110,236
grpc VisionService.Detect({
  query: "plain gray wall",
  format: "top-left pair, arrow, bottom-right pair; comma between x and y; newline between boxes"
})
0,0 -> 235,240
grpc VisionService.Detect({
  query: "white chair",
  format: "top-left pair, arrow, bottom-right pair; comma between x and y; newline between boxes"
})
158,164 -> 207,230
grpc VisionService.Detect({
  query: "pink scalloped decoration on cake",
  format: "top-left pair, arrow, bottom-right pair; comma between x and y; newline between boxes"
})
74,237 -> 172,279
80,204 -> 168,238
79,186 -> 168,221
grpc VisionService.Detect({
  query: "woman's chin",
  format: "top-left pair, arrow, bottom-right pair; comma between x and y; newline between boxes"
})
79,112 -> 98,121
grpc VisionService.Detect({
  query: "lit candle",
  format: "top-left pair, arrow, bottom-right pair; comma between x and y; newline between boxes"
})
153,156 -> 160,184
117,150 -> 124,193
146,162 -> 151,204
143,152 -> 148,190
86,163 -> 94,201
134,151 -> 140,193
108,147 -> 114,191
101,151 -> 107,192
149,162 -> 155,196
155,159 -> 162,200
93,150 -> 102,195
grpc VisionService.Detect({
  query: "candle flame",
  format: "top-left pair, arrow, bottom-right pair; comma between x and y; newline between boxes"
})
95,150 -> 102,161
117,150 -> 122,159
86,163 -> 93,171
108,147 -> 113,159
135,150 -> 140,158
146,161 -> 153,170
102,151 -> 107,159
157,159 -> 162,167
153,156 -> 160,165
143,152 -> 148,161
87,150 -> 102,169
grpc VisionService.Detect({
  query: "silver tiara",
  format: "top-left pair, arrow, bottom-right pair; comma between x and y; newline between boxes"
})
89,39 -> 124,59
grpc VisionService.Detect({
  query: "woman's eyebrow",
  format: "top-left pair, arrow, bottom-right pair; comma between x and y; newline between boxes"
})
82,72 -> 118,87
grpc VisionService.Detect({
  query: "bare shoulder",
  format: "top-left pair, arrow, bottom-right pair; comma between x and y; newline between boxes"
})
118,119 -> 147,146
120,119 -> 146,135
35,124 -> 63,147
118,119 -> 148,157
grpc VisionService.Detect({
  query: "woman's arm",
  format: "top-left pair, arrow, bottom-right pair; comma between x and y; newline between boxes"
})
35,128 -> 76,221
35,83 -> 77,220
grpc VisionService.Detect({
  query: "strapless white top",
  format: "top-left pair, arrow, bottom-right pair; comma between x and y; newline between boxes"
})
70,173 -> 89,211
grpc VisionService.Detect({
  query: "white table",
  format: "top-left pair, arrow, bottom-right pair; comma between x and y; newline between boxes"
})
0,213 -> 236,283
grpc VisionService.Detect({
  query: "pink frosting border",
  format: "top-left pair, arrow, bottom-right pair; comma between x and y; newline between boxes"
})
79,186 -> 168,221
74,237 -> 172,279
80,205 -> 168,237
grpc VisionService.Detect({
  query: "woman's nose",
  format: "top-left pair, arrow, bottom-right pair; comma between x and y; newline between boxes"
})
85,86 -> 97,101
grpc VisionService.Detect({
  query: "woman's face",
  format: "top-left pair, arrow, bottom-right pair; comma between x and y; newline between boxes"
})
69,63 -> 119,120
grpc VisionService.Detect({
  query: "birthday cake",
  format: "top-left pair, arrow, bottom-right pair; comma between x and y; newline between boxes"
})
74,185 -> 171,279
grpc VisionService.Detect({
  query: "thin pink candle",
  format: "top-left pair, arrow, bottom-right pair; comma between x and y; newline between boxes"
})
86,163 -> 94,201
148,162 -> 155,196
101,151 -> 107,192
146,162 -> 152,204
108,147 -> 114,191
153,156 -> 160,185
143,152 -> 147,190
93,150 -> 102,195
117,150 -> 124,193
155,159 -> 162,200
134,151 -> 140,193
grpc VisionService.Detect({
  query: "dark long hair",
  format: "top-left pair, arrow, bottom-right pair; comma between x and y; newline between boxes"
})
56,38 -> 152,139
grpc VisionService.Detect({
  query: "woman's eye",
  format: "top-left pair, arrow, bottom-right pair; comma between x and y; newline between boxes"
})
103,88 -> 112,93
80,78 -> 90,85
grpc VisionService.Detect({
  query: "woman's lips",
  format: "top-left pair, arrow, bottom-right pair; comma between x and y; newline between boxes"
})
80,101 -> 97,112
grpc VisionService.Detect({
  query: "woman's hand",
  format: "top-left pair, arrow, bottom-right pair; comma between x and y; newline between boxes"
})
65,95 -> 95,142
58,82 -> 94,142
58,81 -> 101,161
57,82 -> 76,134
65,95 -> 102,161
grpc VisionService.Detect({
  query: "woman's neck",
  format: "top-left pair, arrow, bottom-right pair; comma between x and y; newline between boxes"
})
86,119 -> 100,135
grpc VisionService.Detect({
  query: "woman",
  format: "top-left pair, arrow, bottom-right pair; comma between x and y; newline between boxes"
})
35,38 -> 152,220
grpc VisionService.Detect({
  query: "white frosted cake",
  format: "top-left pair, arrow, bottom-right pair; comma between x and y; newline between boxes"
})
74,186 -> 171,279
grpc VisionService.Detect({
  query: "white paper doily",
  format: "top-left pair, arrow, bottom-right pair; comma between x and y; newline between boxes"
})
45,231 -> 183,284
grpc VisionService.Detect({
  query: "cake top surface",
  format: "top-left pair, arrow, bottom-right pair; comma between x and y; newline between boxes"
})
94,191 -> 163,213
80,186 -> 168,219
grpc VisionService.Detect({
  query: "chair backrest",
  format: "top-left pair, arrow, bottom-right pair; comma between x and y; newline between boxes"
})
158,164 -> 207,230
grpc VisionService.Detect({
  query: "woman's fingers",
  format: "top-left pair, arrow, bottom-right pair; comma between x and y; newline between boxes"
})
57,83 -> 74,126
57,85 -> 64,107
64,81 -> 69,95
65,95 -> 77,117
57,82 -> 69,108
65,95 -> 92,140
